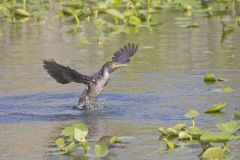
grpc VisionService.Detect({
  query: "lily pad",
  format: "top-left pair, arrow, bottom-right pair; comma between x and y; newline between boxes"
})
204,73 -> 224,82
61,122 -> 88,137
95,143 -> 109,158
178,131 -> 192,140
185,110 -> 199,118
201,146 -> 225,159
172,124 -> 186,130
159,127 -> 167,135
186,127 -> 204,138
162,138 -> 175,150
64,143 -> 78,153
216,121 -> 240,134
204,103 -> 227,113
74,128 -> 88,142
128,16 -> 141,26
187,23 -> 199,28
14,8 -> 32,17
200,131 -> 240,142
167,128 -> 178,136
234,113 -> 240,120
105,9 -> 124,20
55,138 -> 65,150
98,136 -> 119,146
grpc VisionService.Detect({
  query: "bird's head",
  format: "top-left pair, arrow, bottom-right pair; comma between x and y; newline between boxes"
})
101,62 -> 127,73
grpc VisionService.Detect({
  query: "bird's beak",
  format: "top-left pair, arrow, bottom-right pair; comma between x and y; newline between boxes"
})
112,64 -> 127,68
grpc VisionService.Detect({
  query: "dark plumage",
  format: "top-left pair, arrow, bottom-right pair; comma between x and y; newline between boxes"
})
43,43 -> 138,109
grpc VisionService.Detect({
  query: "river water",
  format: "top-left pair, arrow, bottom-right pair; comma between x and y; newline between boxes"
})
0,10 -> 240,160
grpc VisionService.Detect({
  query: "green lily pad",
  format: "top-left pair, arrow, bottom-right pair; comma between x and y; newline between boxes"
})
178,131 -> 192,140
55,138 -> 65,150
61,122 -> 88,137
204,103 -> 227,113
185,110 -> 199,118
172,124 -> 186,130
201,146 -> 225,159
200,131 -> 240,142
216,120 -> 240,134
95,143 -> 109,158
98,136 -> 119,146
204,73 -> 224,82
167,128 -> 178,136
186,127 -> 204,138
162,138 -> 175,150
128,16 -> 141,26
159,127 -> 167,135
64,143 -> 78,153
105,9 -> 124,20
234,113 -> 240,120
14,8 -> 32,17
74,128 -> 87,142
187,23 -> 199,28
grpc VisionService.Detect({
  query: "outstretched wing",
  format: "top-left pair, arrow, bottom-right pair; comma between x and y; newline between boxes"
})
42,59 -> 94,84
111,43 -> 138,64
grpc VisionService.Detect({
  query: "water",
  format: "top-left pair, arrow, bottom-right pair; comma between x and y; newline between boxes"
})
0,11 -> 240,160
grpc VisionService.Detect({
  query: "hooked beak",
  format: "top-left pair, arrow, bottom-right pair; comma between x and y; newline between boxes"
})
112,63 -> 127,68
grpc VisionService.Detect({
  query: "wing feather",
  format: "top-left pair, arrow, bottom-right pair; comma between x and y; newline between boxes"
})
42,59 -> 94,84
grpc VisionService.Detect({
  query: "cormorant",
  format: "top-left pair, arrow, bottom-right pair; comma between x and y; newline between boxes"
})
43,43 -> 138,109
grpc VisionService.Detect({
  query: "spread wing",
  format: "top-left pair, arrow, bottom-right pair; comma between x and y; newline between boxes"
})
42,59 -> 94,84
111,43 -> 138,64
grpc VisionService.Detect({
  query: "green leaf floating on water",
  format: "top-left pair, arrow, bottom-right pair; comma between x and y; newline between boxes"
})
95,143 -> 109,158
172,124 -> 186,130
187,23 -> 199,28
200,131 -> 240,142
204,73 -> 225,82
74,128 -> 88,142
201,146 -> 225,159
14,8 -> 32,17
128,16 -> 141,26
234,113 -> 240,120
105,9 -> 124,20
64,143 -> 78,153
185,110 -> 199,118
204,103 -> 227,113
216,121 -> 240,134
159,127 -> 167,135
98,136 -> 119,146
178,131 -> 192,140
162,138 -> 175,150
55,138 -> 65,150
167,127 -> 178,136
186,127 -> 204,138
61,122 -> 88,136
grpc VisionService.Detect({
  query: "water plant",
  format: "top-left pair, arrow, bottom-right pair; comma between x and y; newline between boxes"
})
55,122 -> 120,158
158,110 -> 240,159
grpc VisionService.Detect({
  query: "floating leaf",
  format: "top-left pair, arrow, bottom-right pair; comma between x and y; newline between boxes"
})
185,110 -> 199,119
234,113 -> 240,120
201,146 -> 225,159
187,127 -> 204,138
172,124 -> 186,130
14,8 -> 32,17
61,122 -> 88,137
74,128 -> 87,142
162,138 -> 175,150
200,131 -> 240,142
204,103 -> 227,113
159,127 -> 167,135
178,131 -> 192,140
204,73 -> 224,82
95,143 -> 109,158
167,128 -> 178,136
128,16 -> 141,26
64,143 -> 78,153
220,87 -> 235,93
105,9 -> 124,20
216,121 -> 240,134
98,136 -> 119,146
55,138 -> 65,150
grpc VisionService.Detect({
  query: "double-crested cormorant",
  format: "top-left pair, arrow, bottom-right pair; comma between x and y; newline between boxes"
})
43,43 -> 138,109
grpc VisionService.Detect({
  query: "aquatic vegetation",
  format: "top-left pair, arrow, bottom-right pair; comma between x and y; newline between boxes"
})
55,122 -> 119,158
204,103 -> 227,113
158,110 -> 240,159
